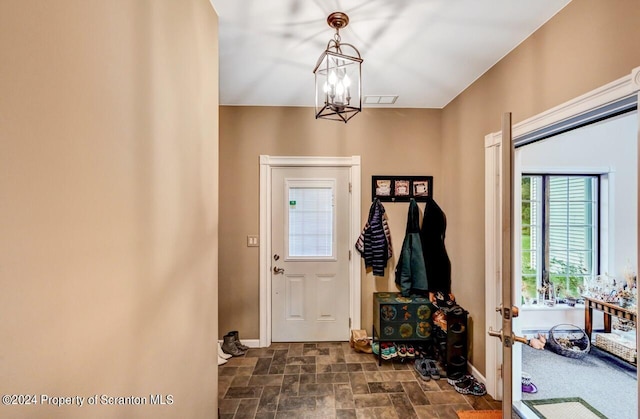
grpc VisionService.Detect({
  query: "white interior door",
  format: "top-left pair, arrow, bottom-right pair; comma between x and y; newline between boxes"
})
487,113 -> 516,418
271,166 -> 351,342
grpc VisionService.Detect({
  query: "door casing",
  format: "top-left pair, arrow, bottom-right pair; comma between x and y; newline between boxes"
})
259,155 -> 362,347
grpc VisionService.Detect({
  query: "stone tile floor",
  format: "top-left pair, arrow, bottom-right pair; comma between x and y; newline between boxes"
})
218,342 -> 502,418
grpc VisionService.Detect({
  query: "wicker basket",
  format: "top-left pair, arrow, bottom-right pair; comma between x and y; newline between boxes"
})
547,324 -> 590,359
595,333 -> 637,363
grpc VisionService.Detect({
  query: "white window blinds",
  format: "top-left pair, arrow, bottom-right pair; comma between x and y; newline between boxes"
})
287,185 -> 334,258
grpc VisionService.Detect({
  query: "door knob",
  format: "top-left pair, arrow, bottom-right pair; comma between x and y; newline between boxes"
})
495,305 -> 520,319
488,327 -> 503,341
273,266 -> 285,274
488,327 -> 528,345
512,334 -> 528,344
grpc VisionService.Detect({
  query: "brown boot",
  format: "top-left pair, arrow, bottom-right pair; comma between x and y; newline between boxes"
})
228,330 -> 249,351
350,329 -> 372,354
221,334 -> 245,357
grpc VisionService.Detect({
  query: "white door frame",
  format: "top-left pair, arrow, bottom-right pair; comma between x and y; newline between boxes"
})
485,67 -> 640,403
259,155 -> 362,347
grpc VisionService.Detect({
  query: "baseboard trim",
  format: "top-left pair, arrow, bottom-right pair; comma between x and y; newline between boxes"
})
468,361 -> 487,386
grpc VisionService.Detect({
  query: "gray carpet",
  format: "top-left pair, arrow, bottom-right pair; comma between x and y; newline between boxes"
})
522,344 -> 637,418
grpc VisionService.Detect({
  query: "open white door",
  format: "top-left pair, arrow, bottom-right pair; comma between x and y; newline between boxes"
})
487,113 -> 529,418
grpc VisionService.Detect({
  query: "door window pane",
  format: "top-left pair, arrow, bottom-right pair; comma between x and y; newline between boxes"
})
288,186 -> 334,257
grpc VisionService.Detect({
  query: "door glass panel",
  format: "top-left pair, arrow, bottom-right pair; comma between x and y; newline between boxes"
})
287,183 -> 334,258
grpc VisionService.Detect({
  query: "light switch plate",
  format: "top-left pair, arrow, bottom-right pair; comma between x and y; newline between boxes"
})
247,235 -> 259,247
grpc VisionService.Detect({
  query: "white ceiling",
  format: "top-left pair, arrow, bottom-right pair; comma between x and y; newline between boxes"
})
211,0 -> 571,109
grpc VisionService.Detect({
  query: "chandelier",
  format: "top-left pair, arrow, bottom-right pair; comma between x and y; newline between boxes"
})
313,12 -> 363,123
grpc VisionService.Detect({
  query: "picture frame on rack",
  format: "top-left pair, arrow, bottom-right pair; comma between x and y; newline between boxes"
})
394,180 -> 410,197
413,180 -> 429,197
375,179 -> 392,197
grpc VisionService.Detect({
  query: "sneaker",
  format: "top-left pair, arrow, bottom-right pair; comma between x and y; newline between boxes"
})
452,375 -> 487,396
398,344 -> 407,357
446,371 -> 465,385
413,359 -> 431,381
372,342 -> 380,356
388,344 -> 398,358
406,344 -> 416,358
381,343 -> 392,360
426,359 -> 440,380
521,372 -> 538,394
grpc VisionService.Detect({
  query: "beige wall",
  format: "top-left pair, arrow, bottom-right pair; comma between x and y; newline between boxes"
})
440,0 -> 640,374
219,107 -> 442,338
0,1 -> 219,417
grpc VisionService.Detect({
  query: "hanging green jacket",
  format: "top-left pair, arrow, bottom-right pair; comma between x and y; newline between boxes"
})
395,199 -> 428,296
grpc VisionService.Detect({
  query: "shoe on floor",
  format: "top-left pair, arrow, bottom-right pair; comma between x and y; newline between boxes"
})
452,374 -> 486,396
522,372 -> 538,393
446,371 -> 465,385
413,359 -> 431,381
228,330 -> 249,351
221,334 -> 246,357
427,359 -> 441,380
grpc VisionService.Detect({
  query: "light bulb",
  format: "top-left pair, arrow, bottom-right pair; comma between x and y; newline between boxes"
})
323,81 -> 329,93
336,81 -> 345,96
328,70 -> 337,85
343,74 -> 351,88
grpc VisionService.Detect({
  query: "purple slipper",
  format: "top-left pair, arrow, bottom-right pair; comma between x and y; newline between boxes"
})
521,372 -> 538,394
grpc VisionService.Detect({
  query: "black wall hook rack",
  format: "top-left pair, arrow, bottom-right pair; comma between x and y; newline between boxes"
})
372,175 -> 433,202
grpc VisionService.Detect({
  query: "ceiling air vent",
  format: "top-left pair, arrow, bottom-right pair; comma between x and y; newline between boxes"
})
363,95 -> 398,105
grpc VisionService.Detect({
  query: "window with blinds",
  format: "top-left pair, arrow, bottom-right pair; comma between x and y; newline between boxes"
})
522,175 -> 598,302
286,182 -> 335,259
